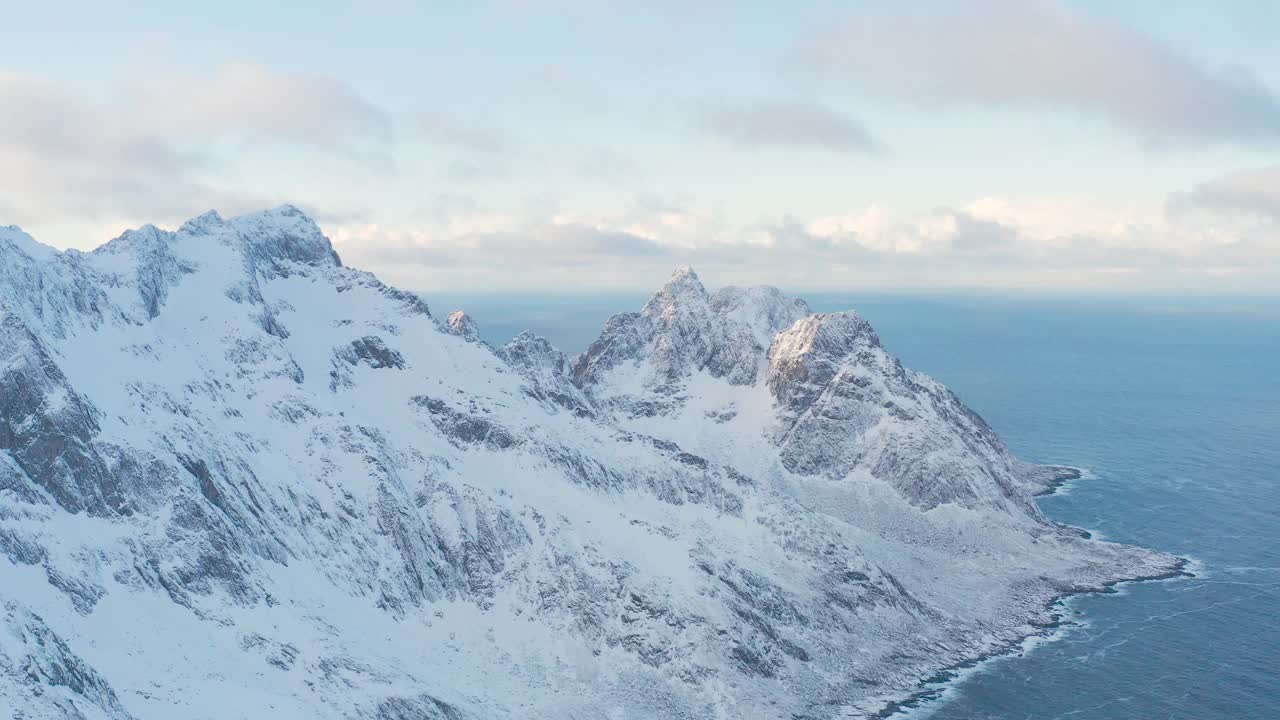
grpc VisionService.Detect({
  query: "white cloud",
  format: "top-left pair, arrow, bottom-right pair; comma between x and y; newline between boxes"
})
0,65 -> 392,233
137,63 -> 393,158
330,214 -> 672,288
788,0 -> 1280,145
0,72 -> 260,228
697,98 -> 881,153
322,189 -> 1279,291
1169,164 -> 1280,219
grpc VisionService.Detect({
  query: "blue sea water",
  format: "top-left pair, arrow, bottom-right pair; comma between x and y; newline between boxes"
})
423,289 -> 1280,719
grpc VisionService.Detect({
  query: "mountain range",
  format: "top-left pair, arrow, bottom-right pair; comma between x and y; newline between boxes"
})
0,206 -> 1179,719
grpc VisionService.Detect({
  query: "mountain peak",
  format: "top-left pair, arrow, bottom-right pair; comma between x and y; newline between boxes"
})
229,205 -> 342,271
574,270 -> 813,393
0,224 -> 56,259
671,263 -> 697,280
665,264 -> 702,291
711,285 -> 811,352
170,206 -> 340,271
270,202 -> 307,218
445,309 -> 480,341
644,265 -> 709,319
768,311 -> 880,372
499,331 -> 569,376
178,209 -> 228,236
97,223 -> 171,254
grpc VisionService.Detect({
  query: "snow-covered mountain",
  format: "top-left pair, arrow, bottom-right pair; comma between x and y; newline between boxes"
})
0,207 -> 1178,719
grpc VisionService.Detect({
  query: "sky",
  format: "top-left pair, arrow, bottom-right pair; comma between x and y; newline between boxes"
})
2,0 -> 1279,292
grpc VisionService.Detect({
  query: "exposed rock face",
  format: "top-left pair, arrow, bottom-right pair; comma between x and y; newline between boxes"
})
230,204 -> 344,274
0,207 -> 1177,720
496,331 -> 594,416
92,224 -> 194,319
340,336 -> 407,370
0,313 -> 123,516
764,312 -> 1035,513
1,603 -> 135,720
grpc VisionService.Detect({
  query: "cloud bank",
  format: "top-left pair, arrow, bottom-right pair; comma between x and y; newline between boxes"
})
326,190 -> 1279,291
0,65 -> 391,227
1170,164 -> 1280,219
789,0 -> 1280,145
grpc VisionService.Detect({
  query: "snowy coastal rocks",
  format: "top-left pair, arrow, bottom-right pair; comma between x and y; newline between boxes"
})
0,207 -> 1178,719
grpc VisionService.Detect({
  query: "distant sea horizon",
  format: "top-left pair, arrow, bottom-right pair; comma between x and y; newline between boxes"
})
418,287 -> 1280,356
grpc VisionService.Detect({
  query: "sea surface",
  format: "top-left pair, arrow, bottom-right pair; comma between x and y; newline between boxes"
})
422,289 -> 1280,719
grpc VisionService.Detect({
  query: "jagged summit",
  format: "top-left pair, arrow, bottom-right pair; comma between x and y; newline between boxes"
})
22,204 -> 342,271
229,204 -> 342,270
767,311 -> 881,369
663,264 -> 699,284
100,222 -> 169,249
711,284 -> 811,351
0,224 -> 55,259
445,309 -> 480,341
498,330 -> 565,371
2,203 -> 335,263
0,204 -> 344,337
573,266 -> 813,396
642,264 -> 708,317
177,208 -> 227,235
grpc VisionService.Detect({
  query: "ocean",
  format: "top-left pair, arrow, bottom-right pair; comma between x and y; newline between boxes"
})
421,289 -> 1280,719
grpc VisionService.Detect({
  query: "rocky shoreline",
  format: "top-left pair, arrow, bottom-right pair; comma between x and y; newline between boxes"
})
1032,465 -> 1084,497
869,475 -> 1191,720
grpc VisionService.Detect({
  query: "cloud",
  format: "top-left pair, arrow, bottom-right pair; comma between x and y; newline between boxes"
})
138,63 -> 393,159
1169,164 -> 1280,219
0,65 -> 393,232
323,190 -> 1278,290
788,0 -> 1280,145
932,209 -> 1020,254
332,217 -> 669,275
697,98 -> 881,153
748,216 -> 874,256
473,223 -> 670,260
0,72 -> 265,226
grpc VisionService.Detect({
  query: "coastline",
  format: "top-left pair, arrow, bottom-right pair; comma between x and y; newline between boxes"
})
866,465 -> 1191,720
1032,465 -> 1084,497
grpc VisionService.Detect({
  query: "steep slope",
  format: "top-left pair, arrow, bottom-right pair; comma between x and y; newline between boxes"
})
1,209 -> 1177,719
